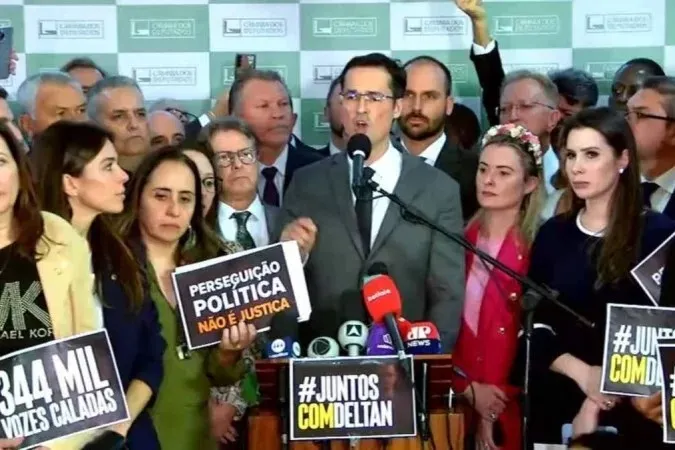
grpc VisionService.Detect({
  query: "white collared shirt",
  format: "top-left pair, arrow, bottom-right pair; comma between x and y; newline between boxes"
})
643,166 -> 675,213
347,144 -> 402,246
217,196 -> 270,248
401,134 -> 445,166
543,146 -> 559,195
258,145 -> 288,205
329,139 -> 342,156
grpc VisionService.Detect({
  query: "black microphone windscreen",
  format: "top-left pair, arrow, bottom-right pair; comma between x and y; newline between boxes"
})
367,262 -> 389,276
347,134 -> 372,159
268,309 -> 299,340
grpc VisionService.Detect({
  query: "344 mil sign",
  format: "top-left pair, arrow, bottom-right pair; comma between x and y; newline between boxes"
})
289,356 -> 416,441
0,330 -> 129,449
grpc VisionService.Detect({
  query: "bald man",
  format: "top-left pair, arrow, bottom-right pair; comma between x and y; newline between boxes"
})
148,110 -> 186,151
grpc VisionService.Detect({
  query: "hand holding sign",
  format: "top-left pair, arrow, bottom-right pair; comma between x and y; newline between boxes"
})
0,437 -> 23,449
631,392 -> 662,424
280,218 -> 317,259
220,321 -> 257,352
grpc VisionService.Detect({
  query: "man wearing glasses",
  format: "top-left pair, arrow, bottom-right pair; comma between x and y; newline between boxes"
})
627,76 -> 675,219
204,116 -> 278,249
277,53 -> 465,351
498,70 -> 562,194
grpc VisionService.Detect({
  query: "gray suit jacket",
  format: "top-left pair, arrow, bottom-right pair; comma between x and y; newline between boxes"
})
275,152 -> 465,351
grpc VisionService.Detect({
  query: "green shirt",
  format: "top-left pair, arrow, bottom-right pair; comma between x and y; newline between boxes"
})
147,266 -> 218,450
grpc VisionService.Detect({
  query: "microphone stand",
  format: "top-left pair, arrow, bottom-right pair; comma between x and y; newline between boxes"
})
364,175 -> 595,450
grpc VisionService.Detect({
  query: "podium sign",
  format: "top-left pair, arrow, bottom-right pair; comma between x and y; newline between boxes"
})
601,304 -> 675,396
289,356 -> 417,441
0,330 -> 129,449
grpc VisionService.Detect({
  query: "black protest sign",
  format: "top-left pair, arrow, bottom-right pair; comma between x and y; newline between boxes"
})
289,356 -> 416,441
172,242 -> 311,350
0,330 -> 129,449
631,231 -> 675,305
657,342 -> 675,443
601,304 -> 675,396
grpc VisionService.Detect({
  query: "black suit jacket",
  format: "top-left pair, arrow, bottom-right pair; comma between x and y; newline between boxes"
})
392,135 -> 479,223
283,141 -> 325,193
470,41 -> 505,126
185,117 -> 202,142
317,144 -> 330,157
434,138 -> 480,222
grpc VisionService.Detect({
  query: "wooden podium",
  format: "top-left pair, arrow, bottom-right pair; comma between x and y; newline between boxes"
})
246,355 -> 464,450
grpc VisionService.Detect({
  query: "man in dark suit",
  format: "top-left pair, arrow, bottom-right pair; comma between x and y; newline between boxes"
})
396,56 -> 479,222
316,77 -> 346,157
204,116 -> 279,247
627,76 -> 675,219
276,53 -> 465,351
227,70 -> 323,207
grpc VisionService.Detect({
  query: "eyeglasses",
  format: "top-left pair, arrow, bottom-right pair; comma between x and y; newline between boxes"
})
340,90 -> 395,105
496,102 -> 555,117
625,110 -> 675,123
201,176 -> 220,193
214,147 -> 257,168
165,108 -> 198,125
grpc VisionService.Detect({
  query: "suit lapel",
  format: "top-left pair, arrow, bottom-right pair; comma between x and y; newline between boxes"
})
329,154 -> 365,259
370,154 -> 426,257
284,145 -> 298,192
263,203 -> 279,239
663,195 -> 675,220
434,137 -> 462,181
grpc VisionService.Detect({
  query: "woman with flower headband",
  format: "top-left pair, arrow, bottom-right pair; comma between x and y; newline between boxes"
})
451,122 -> 546,450
526,107 -> 675,448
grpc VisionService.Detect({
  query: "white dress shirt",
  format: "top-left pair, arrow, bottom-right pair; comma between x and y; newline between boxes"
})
347,144 -> 402,247
643,166 -> 675,213
542,146 -> 559,195
329,139 -> 342,156
471,40 -> 496,56
401,133 -> 446,166
217,196 -> 270,248
258,145 -> 288,205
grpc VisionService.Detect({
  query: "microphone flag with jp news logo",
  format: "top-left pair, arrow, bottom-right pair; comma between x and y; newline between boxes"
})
0,330 -> 129,449
631,230 -> 675,305
601,303 -> 675,396
289,356 -> 416,441
171,242 -> 312,350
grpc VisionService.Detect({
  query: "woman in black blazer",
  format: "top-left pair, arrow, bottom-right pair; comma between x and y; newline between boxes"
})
32,121 -> 166,449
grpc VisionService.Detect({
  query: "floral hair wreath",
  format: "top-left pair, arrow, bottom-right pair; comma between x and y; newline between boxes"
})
481,123 -> 543,168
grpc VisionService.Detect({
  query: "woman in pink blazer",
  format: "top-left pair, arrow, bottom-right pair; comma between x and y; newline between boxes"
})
452,124 -> 546,450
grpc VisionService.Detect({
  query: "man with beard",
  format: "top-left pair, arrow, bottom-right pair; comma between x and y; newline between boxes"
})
87,76 -> 151,174
397,56 -> 479,221
317,77 -> 346,156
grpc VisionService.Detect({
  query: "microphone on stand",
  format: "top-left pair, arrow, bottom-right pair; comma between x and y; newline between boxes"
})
347,133 -> 372,192
306,334 -> 339,450
337,320 -> 368,356
404,321 -> 442,446
404,321 -> 442,355
264,310 -> 299,450
307,336 -> 340,358
361,274 -> 408,363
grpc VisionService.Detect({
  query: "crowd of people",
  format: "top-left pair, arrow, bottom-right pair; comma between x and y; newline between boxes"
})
1,0 -> 675,449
